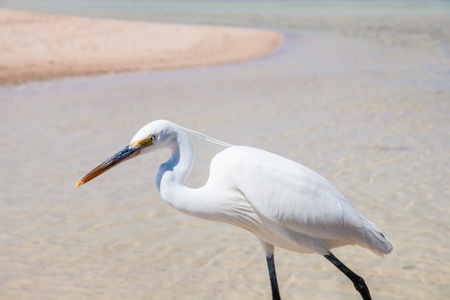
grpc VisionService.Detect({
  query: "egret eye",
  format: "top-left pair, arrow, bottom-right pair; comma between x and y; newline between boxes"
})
148,135 -> 155,143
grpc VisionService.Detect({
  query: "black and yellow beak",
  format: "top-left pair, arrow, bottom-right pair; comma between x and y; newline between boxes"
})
75,143 -> 143,187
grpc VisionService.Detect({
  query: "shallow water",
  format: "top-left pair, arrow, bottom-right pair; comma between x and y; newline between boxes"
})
1,1 -> 450,299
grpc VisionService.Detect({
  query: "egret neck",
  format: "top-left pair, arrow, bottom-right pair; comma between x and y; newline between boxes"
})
156,128 -> 195,211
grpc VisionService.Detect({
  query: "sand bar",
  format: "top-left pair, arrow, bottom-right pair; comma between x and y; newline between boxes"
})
0,9 -> 282,85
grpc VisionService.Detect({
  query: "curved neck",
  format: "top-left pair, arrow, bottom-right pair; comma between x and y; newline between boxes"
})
154,126 -> 241,225
156,129 -> 194,206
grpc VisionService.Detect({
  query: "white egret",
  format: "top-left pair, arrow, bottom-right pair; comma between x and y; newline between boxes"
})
76,120 -> 392,300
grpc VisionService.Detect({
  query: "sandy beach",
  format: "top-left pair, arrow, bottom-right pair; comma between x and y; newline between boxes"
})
0,9 -> 282,85
1,2 -> 449,300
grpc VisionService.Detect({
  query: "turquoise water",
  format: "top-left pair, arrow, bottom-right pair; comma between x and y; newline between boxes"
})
2,0 -> 450,28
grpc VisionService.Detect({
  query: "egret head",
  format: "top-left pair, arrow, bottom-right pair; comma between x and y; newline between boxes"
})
76,120 -> 178,187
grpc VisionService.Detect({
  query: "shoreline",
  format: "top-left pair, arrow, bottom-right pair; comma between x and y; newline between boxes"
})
0,9 -> 282,85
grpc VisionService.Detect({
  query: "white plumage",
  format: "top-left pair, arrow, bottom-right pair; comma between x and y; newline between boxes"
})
77,119 -> 392,300
203,146 -> 391,256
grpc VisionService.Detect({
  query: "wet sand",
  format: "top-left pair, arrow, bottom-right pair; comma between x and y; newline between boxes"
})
1,5 -> 449,300
0,9 -> 282,85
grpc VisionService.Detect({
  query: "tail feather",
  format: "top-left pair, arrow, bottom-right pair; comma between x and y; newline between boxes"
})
364,221 -> 393,256
362,220 -> 393,256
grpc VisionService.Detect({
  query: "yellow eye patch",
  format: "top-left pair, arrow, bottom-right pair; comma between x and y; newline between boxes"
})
130,135 -> 155,148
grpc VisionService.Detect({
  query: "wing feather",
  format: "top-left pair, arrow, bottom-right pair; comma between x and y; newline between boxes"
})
212,146 -> 392,255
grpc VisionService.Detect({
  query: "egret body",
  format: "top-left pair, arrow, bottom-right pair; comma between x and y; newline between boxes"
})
76,120 -> 392,300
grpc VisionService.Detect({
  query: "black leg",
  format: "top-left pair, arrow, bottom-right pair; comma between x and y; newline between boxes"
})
266,254 -> 281,300
324,252 -> 372,300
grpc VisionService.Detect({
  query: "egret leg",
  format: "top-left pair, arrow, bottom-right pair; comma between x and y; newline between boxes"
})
266,254 -> 281,300
324,252 -> 372,300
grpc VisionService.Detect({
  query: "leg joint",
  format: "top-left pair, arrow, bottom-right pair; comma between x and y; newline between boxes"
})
354,276 -> 366,292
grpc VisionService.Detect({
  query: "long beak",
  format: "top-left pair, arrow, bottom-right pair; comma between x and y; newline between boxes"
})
76,144 -> 142,187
